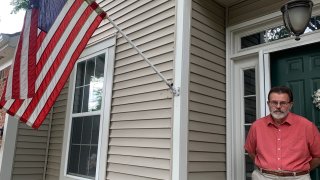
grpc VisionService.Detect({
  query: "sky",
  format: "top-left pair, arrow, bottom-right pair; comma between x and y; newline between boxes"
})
0,0 -> 25,34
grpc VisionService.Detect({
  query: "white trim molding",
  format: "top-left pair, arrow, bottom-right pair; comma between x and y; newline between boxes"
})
172,0 -> 191,179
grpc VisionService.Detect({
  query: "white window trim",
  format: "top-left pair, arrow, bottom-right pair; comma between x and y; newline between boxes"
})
60,34 -> 116,180
226,3 -> 320,180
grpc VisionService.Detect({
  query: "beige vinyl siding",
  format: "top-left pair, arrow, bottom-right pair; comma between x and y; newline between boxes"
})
11,120 -> 49,180
94,0 -> 175,179
11,82 -> 68,180
44,84 -> 68,180
228,0 -> 286,26
189,0 -> 226,179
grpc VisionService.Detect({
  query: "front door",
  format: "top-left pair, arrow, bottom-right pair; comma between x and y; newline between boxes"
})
271,42 -> 320,180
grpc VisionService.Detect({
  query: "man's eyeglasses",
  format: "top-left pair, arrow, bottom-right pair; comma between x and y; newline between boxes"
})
268,101 -> 292,107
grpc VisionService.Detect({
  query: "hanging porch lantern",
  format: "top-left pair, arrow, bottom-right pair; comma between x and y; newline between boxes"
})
281,0 -> 313,41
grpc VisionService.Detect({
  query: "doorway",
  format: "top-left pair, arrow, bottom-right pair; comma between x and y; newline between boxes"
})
271,42 -> 320,180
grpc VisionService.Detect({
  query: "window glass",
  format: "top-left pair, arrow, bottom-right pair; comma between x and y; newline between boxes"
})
244,69 -> 256,95
243,68 -> 256,180
67,54 -> 105,178
85,59 -> 95,85
241,16 -> 320,49
75,61 -> 85,87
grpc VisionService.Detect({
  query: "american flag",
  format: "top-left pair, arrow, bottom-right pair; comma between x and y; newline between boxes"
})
0,0 -> 106,128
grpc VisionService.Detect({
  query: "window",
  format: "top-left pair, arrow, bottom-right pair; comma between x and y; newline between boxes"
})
243,69 -> 256,180
61,36 -> 116,180
241,15 -> 320,49
67,55 -> 105,179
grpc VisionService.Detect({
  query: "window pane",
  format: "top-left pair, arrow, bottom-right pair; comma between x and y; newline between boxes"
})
245,125 -> 251,139
244,69 -> 255,95
89,80 -> 103,111
67,144 -> 80,174
75,61 -> 85,87
245,97 -> 256,124
88,146 -> 98,176
95,54 -> 105,79
78,145 -> 90,176
82,116 -> 93,144
73,87 -> 83,113
91,116 -> 100,144
245,154 -> 254,180
85,59 -> 95,85
71,117 -> 83,144
82,86 -> 90,112
241,32 -> 265,49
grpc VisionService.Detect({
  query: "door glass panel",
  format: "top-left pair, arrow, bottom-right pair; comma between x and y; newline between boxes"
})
243,68 -> 257,180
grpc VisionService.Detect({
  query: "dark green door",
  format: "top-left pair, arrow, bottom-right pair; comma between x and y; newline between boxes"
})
271,43 -> 320,180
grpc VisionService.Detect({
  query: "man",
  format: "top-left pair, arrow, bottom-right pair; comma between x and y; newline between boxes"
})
245,86 -> 320,180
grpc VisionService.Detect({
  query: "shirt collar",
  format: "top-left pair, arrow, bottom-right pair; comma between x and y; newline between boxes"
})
266,112 -> 294,126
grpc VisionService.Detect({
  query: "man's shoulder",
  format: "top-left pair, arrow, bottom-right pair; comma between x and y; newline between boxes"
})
289,112 -> 314,126
251,116 -> 270,126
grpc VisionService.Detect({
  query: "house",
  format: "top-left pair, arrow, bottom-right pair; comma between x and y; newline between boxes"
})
0,0 -> 319,179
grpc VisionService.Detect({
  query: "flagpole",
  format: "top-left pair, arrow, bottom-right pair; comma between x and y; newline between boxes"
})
105,16 -> 179,96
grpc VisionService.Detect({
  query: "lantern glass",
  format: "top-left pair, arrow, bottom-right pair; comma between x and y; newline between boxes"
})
286,6 -> 311,33
281,0 -> 313,40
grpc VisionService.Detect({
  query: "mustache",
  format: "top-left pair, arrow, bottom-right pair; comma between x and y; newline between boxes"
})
272,110 -> 285,113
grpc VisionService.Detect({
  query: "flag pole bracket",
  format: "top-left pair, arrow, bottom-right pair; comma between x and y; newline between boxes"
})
169,83 -> 180,97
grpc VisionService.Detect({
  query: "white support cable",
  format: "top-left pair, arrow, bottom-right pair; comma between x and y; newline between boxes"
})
105,16 -> 179,96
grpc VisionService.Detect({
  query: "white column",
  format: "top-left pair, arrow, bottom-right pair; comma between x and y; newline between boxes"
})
172,0 -> 191,179
0,115 -> 19,180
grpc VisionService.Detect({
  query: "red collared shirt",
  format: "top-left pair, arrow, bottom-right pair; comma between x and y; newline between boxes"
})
245,112 -> 320,171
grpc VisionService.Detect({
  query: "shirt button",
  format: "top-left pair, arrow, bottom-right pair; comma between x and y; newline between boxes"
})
278,148 -> 280,150
278,158 -> 280,160
279,129 -> 281,132
278,168 -> 281,170
278,138 -> 280,141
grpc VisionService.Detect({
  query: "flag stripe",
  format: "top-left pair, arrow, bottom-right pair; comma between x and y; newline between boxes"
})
10,11 -> 30,99
32,13 -> 105,128
4,58 -> 14,100
36,31 -> 46,51
27,8 -> 39,97
21,3 -> 95,123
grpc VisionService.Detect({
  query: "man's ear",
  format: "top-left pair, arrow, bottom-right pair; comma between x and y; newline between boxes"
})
289,102 -> 294,110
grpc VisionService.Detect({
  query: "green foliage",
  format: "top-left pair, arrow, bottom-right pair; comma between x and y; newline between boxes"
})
10,0 -> 29,14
